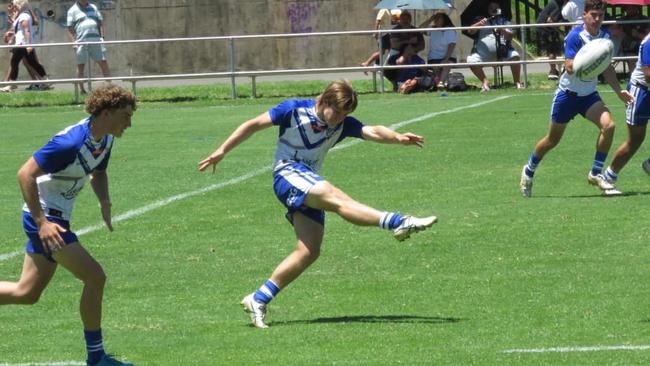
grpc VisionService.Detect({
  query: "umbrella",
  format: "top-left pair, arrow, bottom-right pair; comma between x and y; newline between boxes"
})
608,0 -> 650,5
374,0 -> 453,10
460,0 -> 512,39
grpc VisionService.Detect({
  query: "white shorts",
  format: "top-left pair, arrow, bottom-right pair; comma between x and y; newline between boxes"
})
467,49 -> 520,63
76,42 -> 107,65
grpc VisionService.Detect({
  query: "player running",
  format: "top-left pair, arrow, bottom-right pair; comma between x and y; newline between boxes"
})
519,0 -> 634,197
0,85 -> 136,366
199,80 -> 437,329
604,32 -> 650,189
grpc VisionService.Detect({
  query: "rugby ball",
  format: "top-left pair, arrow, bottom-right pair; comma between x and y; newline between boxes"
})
573,38 -> 614,80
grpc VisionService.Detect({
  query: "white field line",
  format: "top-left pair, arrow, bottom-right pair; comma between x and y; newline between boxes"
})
503,345 -> 650,353
0,95 -> 511,262
0,362 -> 86,366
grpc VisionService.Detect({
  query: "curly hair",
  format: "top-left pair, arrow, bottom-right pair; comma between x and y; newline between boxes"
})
85,84 -> 137,116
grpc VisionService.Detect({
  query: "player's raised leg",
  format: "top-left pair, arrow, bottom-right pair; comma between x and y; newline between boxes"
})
0,253 -> 56,305
305,180 -> 437,240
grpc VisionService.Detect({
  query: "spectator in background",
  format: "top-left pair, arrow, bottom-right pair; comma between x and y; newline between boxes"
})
67,0 -> 110,94
361,8 -> 401,69
536,0 -> 566,80
619,5 -> 649,72
562,0 -> 585,26
385,42 -> 434,93
466,0 -> 522,92
420,12 -> 457,89
1,0 -> 49,93
389,11 -> 425,56
3,1 -> 43,91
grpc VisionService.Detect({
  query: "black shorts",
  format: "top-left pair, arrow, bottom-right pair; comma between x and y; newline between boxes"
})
537,27 -> 563,55
427,57 -> 457,64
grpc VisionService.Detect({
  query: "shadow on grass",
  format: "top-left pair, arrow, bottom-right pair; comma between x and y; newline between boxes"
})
535,190 -> 650,199
270,314 -> 464,327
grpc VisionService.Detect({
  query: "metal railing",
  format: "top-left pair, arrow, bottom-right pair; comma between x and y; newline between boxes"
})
1,19 -> 648,101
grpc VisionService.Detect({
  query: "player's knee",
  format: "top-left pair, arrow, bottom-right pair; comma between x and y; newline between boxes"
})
297,244 -> 321,262
83,267 -> 107,288
544,135 -> 561,148
304,247 -> 321,262
601,120 -> 615,136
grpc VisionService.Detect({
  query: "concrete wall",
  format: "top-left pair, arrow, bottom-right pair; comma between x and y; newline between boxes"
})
0,0 -> 476,80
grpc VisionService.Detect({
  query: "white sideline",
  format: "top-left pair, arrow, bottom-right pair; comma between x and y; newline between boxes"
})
0,95 -> 511,263
503,345 -> 650,353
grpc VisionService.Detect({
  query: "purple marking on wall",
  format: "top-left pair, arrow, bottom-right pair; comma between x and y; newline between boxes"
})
287,2 -> 321,33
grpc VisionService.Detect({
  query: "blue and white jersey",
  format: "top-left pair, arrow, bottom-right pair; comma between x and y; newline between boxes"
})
559,25 -> 611,96
630,33 -> 650,88
23,118 -> 113,221
269,99 -> 365,173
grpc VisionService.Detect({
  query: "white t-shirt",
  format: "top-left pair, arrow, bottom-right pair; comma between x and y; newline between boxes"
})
562,0 -> 585,25
427,30 -> 457,60
13,11 -> 33,46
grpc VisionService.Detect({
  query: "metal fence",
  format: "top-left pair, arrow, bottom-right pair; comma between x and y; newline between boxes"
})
1,19 -> 648,101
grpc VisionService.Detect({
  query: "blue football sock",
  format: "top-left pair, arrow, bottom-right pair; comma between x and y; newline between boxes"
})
84,329 -> 105,365
253,279 -> 281,304
605,167 -> 618,182
379,212 -> 403,230
524,152 -> 541,177
591,151 -> 608,176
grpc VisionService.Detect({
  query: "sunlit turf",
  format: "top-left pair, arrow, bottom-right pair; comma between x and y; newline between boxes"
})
0,86 -> 648,365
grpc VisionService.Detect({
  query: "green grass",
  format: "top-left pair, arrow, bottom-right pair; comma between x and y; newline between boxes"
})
0,84 -> 649,365
0,74 -> 565,108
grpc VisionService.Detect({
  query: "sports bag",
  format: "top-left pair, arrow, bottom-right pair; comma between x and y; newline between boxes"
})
446,72 -> 468,92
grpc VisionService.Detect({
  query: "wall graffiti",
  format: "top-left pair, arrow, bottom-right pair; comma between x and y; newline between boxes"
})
287,2 -> 320,33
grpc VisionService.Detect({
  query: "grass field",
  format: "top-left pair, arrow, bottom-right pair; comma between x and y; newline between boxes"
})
0,85 -> 649,365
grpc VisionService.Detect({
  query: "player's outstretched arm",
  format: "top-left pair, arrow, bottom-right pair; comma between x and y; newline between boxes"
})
603,65 -> 634,105
17,158 -> 67,251
198,112 -> 274,173
90,169 -> 113,231
361,125 -> 424,147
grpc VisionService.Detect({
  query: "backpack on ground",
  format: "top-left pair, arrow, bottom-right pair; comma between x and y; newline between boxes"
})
446,72 -> 468,92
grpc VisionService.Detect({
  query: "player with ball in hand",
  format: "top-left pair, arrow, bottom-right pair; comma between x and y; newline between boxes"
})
519,0 -> 635,197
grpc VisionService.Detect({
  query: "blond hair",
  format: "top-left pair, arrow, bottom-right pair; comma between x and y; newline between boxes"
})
12,0 -> 29,11
85,84 -> 137,116
319,80 -> 358,114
